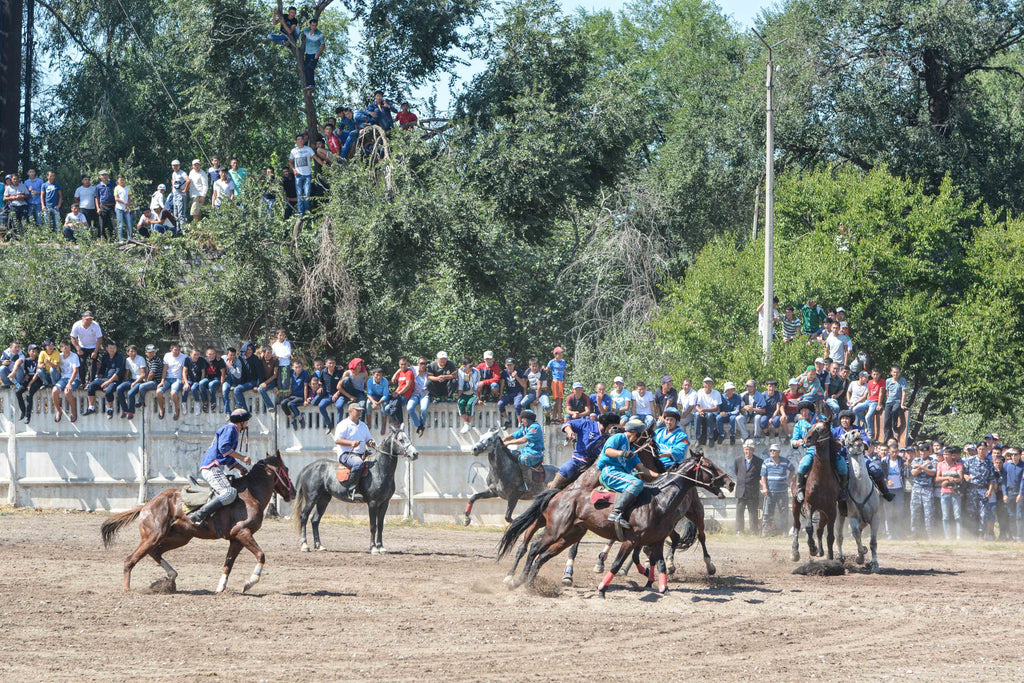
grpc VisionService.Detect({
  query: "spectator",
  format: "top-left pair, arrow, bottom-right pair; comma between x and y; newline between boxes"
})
228,158 -> 248,197
13,344 -> 41,423
3,172 -> 29,227
52,340 -> 81,423
609,376 -> 631,423
338,357 -> 369,418
0,341 -> 24,387
589,382 -> 612,420
390,356 -> 415,429
84,340 -> 125,418
281,166 -> 297,218
41,171 -> 62,234
314,356 -> 342,433
116,344 -> 147,419
780,378 -> 802,437
675,378 -> 698,432
882,364 -> 907,444
760,379 -> 783,438
824,361 -> 847,418
993,451 -> 1010,540
497,358 -> 525,428
631,380 -> 655,428
908,447 -> 936,538
220,347 -> 242,414
547,346 -> 566,423
188,159 -> 209,222
565,382 -> 592,421
301,19 -> 325,90
365,90 -> 396,131
194,347 -> 225,413
323,123 -> 341,155
395,102 -> 418,130
62,203 -> 86,241
259,166 -> 276,215
288,134 -> 315,214
206,157 -> 224,190
305,375 -> 326,427
475,350 -> 502,401
717,381 -> 743,445
800,297 -> 824,336
365,365 -> 390,434
654,375 -> 677,418
756,296 -> 780,340
409,356 -> 432,435
760,443 -> 793,535
963,444 -> 996,539
113,174 -> 133,242
694,377 -> 721,446
96,170 -> 116,240
280,359 -> 309,429
456,358 -> 480,434
848,370 -> 870,429
336,107 -> 360,159
864,368 -> 884,442
135,205 -> 178,237
230,342 -> 264,413
182,348 -> 209,415
70,310 -> 103,384
739,379 -> 766,440
882,443 -> 905,539
256,346 -> 280,413
270,329 -> 292,391
734,439 -> 763,534
169,160 -> 189,226
797,363 -> 824,413
36,339 -> 61,388
520,357 -> 551,419
125,344 -> 162,416
150,183 -> 167,212
780,305 -> 801,342
1002,448 -> 1023,541
825,321 -> 849,365
24,168 -> 43,226
212,168 -> 235,208
936,445 -> 964,540
158,342 -> 186,420
268,6 -> 298,45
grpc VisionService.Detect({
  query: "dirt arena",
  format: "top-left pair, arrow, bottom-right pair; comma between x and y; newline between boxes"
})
1,508 -> 1023,681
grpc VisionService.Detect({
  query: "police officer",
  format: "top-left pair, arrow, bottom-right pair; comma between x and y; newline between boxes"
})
963,445 -> 996,538
908,447 -> 936,538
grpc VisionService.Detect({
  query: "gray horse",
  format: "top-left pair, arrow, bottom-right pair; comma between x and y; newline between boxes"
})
293,426 -> 418,554
837,430 -> 881,572
464,428 -> 556,525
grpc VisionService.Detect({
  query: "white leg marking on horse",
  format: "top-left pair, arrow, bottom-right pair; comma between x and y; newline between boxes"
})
243,563 -> 263,592
216,573 -> 228,593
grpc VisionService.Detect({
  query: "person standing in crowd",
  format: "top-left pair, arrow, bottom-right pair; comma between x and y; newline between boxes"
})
260,166 -> 277,215
630,380 -> 654,428
1003,448 -> 1024,541
301,18 -> 325,90
289,134 -> 315,214
780,305 -> 801,342
24,168 -> 43,226
456,358 -> 480,434
113,174 -> 133,242
824,362 -> 847,418
883,364 -> 907,444
95,170 -> 116,240
270,329 -> 292,392
268,5 -> 298,44
801,297 -> 823,336
84,340 -> 125,418
207,156 -> 224,190
365,90 -> 396,130
228,158 -> 248,197
908,447 -> 936,538
212,168 -> 235,209
963,444 -> 996,539
734,439 -> 763,534
150,183 -> 167,211
848,370 -> 870,429
936,445 -> 964,540
883,443 -> 905,539
116,345 -> 147,419
760,443 -> 793,535
169,159 -> 189,226
993,452 -> 1011,540
70,310 -> 103,384
547,346 -> 566,424
3,173 -> 29,228
41,171 -> 62,234
395,102 -> 418,130
188,159 -> 209,222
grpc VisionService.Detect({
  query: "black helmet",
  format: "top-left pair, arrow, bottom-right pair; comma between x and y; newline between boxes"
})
229,408 -> 252,424
838,409 -> 856,423
597,413 -> 621,429
624,420 -> 647,434
797,401 -> 815,413
519,410 -> 537,422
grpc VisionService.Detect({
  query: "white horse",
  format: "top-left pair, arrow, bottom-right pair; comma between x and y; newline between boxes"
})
837,430 -> 881,572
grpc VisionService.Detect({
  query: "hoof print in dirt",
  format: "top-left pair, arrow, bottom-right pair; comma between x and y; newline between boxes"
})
792,560 -> 845,576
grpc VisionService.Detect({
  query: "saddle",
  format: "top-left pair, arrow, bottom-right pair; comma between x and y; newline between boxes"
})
519,463 -> 546,485
336,466 -> 352,483
591,487 -> 615,508
181,476 -> 215,511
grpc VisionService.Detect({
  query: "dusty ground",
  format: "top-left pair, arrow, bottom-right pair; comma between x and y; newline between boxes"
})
1,508 -> 1023,682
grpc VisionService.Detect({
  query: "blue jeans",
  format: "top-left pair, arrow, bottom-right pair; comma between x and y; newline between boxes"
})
406,394 -> 430,428
824,398 -> 841,424
115,381 -> 135,413
1010,493 -> 1024,540
87,378 -> 117,403
194,377 -> 220,405
304,53 -> 318,88
232,381 -> 258,411
497,391 -> 522,418
295,174 -> 312,213
157,378 -> 183,395
43,207 -> 61,233
55,377 -> 81,392
716,413 -> 739,437
36,367 -> 60,387
758,414 -> 782,431
257,380 -> 278,409
27,203 -> 42,225
940,491 -> 962,539
115,208 -> 133,240
339,130 -> 359,158
126,380 -> 156,412
863,400 -> 878,439
268,32 -> 288,45
0,364 -> 26,388
521,392 -> 551,413
317,396 -> 337,428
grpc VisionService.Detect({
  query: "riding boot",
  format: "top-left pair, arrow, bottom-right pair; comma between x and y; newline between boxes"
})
342,474 -> 365,502
607,489 -> 638,530
871,472 -> 895,501
796,472 -> 808,504
837,473 -> 850,515
547,473 -> 570,490
188,497 -> 226,525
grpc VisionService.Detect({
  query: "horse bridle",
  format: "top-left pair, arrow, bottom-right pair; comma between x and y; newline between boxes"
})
668,457 -> 724,489
268,461 -> 293,492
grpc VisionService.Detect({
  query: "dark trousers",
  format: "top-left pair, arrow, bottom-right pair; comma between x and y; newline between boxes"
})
78,347 -> 98,383
696,412 -> 718,443
81,207 -> 100,237
735,494 -> 760,533
883,403 -> 904,443
15,381 -> 41,418
304,54 -> 318,88
98,204 -> 116,239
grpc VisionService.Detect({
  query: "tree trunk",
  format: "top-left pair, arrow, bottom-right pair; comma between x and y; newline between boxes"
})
922,46 -> 951,136
20,0 -> 32,170
0,0 -> 23,172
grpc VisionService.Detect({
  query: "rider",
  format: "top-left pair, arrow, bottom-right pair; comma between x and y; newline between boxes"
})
550,412 -> 621,489
334,402 -> 375,501
503,409 -> 545,491
833,409 -> 895,502
792,400 -> 848,506
189,408 -> 253,524
653,406 -> 690,470
597,419 -> 651,530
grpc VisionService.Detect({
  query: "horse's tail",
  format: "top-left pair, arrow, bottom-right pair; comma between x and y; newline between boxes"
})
676,519 -> 698,551
496,488 -> 558,560
100,507 -> 143,548
292,480 -> 307,533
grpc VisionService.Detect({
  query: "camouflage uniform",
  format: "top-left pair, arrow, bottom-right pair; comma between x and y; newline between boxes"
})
909,456 -> 935,536
962,454 -> 995,536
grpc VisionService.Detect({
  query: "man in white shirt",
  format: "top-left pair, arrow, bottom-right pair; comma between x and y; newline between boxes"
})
158,342 -> 186,420
676,378 -> 699,432
825,321 -> 849,365
188,159 -> 209,222
271,329 -> 292,389
630,381 -> 655,428
150,183 -> 167,211
52,340 -> 81,423
73,174 -> 100,236
169,159 -> 189,226
3,173 -> 29,225
694,376 -> 722,446
288,134 -> 315,213
334,403 -> 375,500
212,169 -> 235,208
70,310 -> 103,383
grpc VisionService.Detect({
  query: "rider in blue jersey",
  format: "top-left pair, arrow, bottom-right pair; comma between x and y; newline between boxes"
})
833,410 -> 894,503
550,412 -> 622,489
793,401 -> 847,505
653,406 -> 689,470
597,420 -> 652,529
189,409 -> 252,524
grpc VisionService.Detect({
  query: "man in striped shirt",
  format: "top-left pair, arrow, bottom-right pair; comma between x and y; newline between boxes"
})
760,443 -> 794,535
780,305 -> 802,342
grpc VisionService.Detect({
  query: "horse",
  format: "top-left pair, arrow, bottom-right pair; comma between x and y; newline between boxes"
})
293,425 -> 418,554
497,452 -> 731,597
100,452 -> 295,593
464,428 -> 557,525
791,411 -> 842,562
836,430 -> 881,572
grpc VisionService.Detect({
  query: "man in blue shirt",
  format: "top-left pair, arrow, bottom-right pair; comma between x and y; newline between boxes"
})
302,19 -> 325,90
1003,448 -> 1024,540
365,90 -> 396,130
963,446 -> 996,538
597,420 -> 650,529
739,379 -> 766,440
96,170 -> 117,240
189,409 -> 252,524
653,407 -> 689,470
793,401 -> 848,505
23,168 -> 43,226
759,443 -> 793,535
717,382 -> 743,445
760,380 -> 783,438
41,171 -> 62,234
883,364 -> 908,443
551,412 -> 621,489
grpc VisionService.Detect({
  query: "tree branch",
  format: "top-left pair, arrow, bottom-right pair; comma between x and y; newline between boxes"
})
36,0 -> 110,73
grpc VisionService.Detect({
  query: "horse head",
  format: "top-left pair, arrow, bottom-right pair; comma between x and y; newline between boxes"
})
262,450 -> 295,501
681,446 -> 734,498
471,428 -> 503,457
841,430 -> 866,458
387,426 -> 419,460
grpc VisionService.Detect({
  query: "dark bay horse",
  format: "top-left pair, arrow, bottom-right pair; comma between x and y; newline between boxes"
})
498,453 -> 730,596
791,414 -> 841,562
100,453 -> 295,592
464,429 -> 556,525
293,426 -> 418,554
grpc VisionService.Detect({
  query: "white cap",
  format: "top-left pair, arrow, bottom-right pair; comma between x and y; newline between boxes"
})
702,376 -> 713,383
743,439 -> 755,448
157,183 -> 166,190
835,307 -> 845,313
483,350 -> 494,359
814,357 -> 825,365
769,443 -> 781,451
723,381 -> 735,390
436,351 -> 448,360
171,159 -> 181,166
613,376 -> 624,384
191,159 -> 201,166
788,378 -> 798,385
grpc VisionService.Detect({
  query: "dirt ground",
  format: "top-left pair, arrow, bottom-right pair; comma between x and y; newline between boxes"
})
1,509 -> 1023,681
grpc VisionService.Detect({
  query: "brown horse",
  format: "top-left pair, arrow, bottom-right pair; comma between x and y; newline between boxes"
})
101,453 -> 295,592
790,417 -> 841,561
497,452 -> 730,597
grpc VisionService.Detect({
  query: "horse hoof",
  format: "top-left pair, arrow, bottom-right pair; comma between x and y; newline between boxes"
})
667,565 -> 676,576
592,564 -> 604,574
870,564 -> 880,574
315,544 -> 327,552
707,563 -> 716,576
856,554 -> 865,565
791,553 -> 800,562
503,575 -> 515,588
597,589 -> 606,599
377,547 -> 387,555
242,582 -> 253,593
370,546 -> 380,555
463,516 -> 471,527
301,543 -> 310,552
561,574 -> 573,587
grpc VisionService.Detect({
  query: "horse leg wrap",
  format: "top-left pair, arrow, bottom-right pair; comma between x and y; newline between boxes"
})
658,572 -> 668,594
464,503 -> 472,514
597,571 -> 615,591
216,573 -> 228,593
635,561 -> 649,578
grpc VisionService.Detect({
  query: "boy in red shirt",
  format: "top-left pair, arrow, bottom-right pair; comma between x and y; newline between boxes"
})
395,102 -> 418,130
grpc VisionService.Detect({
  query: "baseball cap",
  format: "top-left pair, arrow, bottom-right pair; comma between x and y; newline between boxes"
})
613,376 -> 625,384
99,169 -> 109,175
157,183 -> 166,190
745,379 -> 756,386
145,344 -> 157,352
553,346 -> 564,354
965,443 -> 977,451
984,433 -> 996,440
572,381 -> 584,389
661,375 -> 672,384
504,357 -> 515,365
483,350 -> 494,359
171,159 -> 181,166
814,357 -> 825,365
723,381 -> 735,390
702,376 -> 713,383
27,343 -> 37,350
191,159 -> 201,165
766,379 -> 778,386
82,310 -> 94,319
835,307 -> 845,313
348,402 -> 365,412
788,378 -> 799,385
840,322 -> 849,329
743,439 -> 755,448
437,351 -> 448,359
859,371 -> 869,378
769,443 -> 781,451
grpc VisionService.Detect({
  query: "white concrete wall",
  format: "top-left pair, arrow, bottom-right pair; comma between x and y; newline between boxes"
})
1,392 -> 755,525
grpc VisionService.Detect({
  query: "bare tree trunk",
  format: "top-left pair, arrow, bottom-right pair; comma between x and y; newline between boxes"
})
277,0 -> 334,141
0,0 -> 23,172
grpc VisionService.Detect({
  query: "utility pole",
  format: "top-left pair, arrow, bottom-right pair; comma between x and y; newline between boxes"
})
753,29 -> 784,363
21,0 -> 33,170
